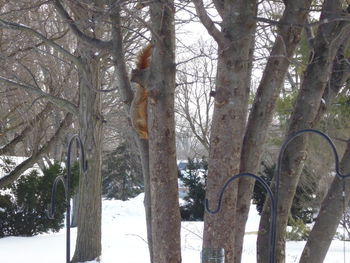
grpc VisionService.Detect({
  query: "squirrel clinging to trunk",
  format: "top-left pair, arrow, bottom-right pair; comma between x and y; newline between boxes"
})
130,44 -> 152,140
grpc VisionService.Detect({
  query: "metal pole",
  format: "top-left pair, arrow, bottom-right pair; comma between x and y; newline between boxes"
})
47,134 -> 87,263
201,247 -> 225,263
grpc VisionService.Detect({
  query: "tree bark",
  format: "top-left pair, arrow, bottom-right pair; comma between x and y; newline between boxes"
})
71,46 -> 103,262
298,33 -> 350,263
137,139 -> 153,262
192,1 -> 257,262
299,139 -> 350,263
257,1 -> 350,262
147,1 -> 181,262
234,1 -> 312,262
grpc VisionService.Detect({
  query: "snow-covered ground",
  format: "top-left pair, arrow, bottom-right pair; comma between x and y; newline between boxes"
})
0,193 -> 350,263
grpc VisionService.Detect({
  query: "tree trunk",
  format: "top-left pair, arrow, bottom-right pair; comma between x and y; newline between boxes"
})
257,1 -> 350,262
71,47 -> 103,262
138,139 -> 153,261
194,1 -> 257,262
298,30 -> 350,263
147,1 -> 181,262
299,140 -> 350,263
109,4 -> 153,261
234,1 -> 312,262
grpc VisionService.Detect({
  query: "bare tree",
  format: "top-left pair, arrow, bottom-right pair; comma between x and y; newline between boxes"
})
0,1 -> 104,261
175,39 -> 217,154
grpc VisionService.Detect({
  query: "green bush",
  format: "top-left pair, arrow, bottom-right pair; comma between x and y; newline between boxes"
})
179,158 -> 207,221
253,161 -> 316,224
102,143 -> 143,200
286,217 -> 311,241
0,163 -> 78,237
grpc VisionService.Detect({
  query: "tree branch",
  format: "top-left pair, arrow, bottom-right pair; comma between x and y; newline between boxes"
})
7,29 -> 69,58
121,5 -> 162,43
0,112 -> 73,188
0,18 -> 82,67
192,0 -> 225,46
54,0 -> 113,50
110,3 -> 134,106
0,76 -> 79,115
0,104 -> 53,155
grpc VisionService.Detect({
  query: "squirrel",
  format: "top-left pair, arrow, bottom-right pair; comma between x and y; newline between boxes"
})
130,44 -> 152,140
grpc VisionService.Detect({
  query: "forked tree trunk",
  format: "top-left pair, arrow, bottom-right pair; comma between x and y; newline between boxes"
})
192,1 -> 257,262
234,1 -> 312,262
257,1 -> 350,262
71,46 -> 103,262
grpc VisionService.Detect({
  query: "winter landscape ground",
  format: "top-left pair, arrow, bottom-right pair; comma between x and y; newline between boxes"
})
0,193 -> 349,263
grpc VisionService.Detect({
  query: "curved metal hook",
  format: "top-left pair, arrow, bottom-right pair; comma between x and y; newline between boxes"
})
47,134 -> 88,220
205,172 -> 277,263
203,129 -> 344,263
205,173 -> 274,214
47,175 -> 66,219
273,129 -> 347,263
47,134 -> 87,263
67,134 -> 88,174
276,129 -> 349,184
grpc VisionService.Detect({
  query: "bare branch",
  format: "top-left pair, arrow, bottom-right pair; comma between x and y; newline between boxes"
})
0,112 -> 73,188
110,3 -> 134,106
192,0 -> 225,46
54,0 -> 113,50
0,76 -> 79,115
0,104 -> 53,155
0,18 -> 82,67
121,5 -> 162,43
7,29 -> 69,58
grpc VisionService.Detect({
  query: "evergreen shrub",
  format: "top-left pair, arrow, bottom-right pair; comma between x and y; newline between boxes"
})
253,161 -> 316,225
179,158 -> 207,221
0,163 -> 78,237
102,143 -> 143,200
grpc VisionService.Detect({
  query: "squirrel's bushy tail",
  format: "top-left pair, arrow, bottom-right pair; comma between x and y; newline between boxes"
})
136,44 -> 152,70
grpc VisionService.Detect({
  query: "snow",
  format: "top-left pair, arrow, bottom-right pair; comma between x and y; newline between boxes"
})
1,193 -> 350,263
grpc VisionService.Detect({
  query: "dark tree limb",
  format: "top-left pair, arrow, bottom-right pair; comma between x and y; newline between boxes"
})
192,0 -> 226,46
0,104 -> 53,155
0,113 -> 73,188
53,0 -> 113,50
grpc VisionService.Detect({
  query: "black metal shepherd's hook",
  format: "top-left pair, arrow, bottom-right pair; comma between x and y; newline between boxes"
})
273,129 -> 350,262
47,135 -> 88,263
204,129 -> 350,263
205,172 -> 277,263
276,129 -> 350,192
